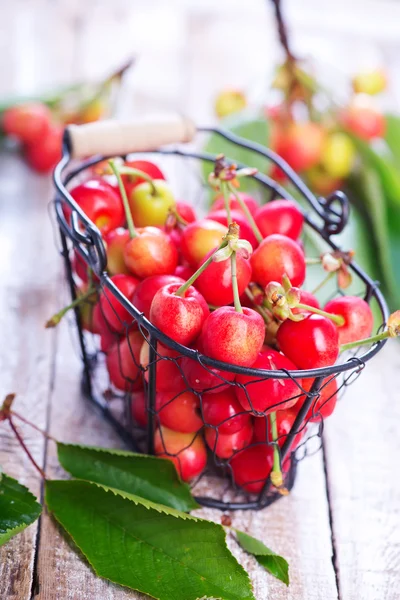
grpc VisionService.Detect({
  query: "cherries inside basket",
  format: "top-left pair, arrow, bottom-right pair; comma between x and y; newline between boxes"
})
52,119 -> 395,510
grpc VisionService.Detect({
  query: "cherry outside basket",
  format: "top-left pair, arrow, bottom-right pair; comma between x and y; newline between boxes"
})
53,117 -> 389,510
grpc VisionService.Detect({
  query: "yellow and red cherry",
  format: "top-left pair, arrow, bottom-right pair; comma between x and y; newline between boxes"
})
106,329 -> 143,391
2,102 -> 51,144
202,388 -> 251,434
123,226 -> 178,279
129,179 -> 176,228
69,178 -> 125,235
340,96 -> 385,140
298,377 -> 338,422
253,407 -> 304,451
324,295 -> 373,345
25,124 -> 63,173
272,122 -> 325,172
181,219 -> 227,266
251,233 -> 306,288
103,228 -> 131,276
122,159 -> 165,197
157,391 -> 203,433
207,209 -> 258,249
131,390 -> 147,427
132,274 -> 184,320
180,338 -> 235,393
154,427 -> 207,481
140,341 -> 186,393
254,199 -> 304,240
99,273 -> 140,333
205,420 -> 253,459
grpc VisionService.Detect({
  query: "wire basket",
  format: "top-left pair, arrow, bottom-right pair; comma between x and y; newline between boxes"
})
53,118 -> 389,510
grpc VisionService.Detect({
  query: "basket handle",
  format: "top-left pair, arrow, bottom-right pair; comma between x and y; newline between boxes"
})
65,116 -> 197,159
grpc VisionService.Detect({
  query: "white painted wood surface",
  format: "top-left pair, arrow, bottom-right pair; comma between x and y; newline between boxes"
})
0,1 -> 399,599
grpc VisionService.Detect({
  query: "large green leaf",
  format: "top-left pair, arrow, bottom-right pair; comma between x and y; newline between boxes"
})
57,443 -> 199,512
235,530 -> 289,586
384,113 -> 400,169
0,472 -> 42,547
202,112 -> 270,193
45,479 -> 255,600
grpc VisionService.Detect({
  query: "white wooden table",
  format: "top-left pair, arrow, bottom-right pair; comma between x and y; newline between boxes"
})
0,2 -> 399,598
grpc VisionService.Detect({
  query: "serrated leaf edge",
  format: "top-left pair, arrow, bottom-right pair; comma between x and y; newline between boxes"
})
0,474 -> 42,547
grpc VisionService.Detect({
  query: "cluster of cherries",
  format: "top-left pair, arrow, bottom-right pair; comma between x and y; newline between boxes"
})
60,153 -> 398,494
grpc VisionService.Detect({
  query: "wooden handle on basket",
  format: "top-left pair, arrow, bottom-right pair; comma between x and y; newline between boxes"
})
65,116 -> 196,159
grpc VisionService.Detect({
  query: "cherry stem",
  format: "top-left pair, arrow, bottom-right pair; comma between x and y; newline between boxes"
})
118,166 -> 158,196
109,160 -> 138,239
227,183 -> 263,243
245,288 -> 272,323
231,252 -> 243,314
45,286 -> 96,328
296,303 -> 345,326
8,418 -> 46,480
305,257 -> 321,265
174,241 -> 228,297
340,330 -> 390,352
269,412 -> 283,487
11,411 -> 57,441
221,182 -> 232,225
311,270 -> 335,296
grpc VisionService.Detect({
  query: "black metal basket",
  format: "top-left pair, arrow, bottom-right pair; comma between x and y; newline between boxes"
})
53,118 -> 389,511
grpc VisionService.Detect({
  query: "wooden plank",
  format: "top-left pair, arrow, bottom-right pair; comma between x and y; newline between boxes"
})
323,344 -> 400,600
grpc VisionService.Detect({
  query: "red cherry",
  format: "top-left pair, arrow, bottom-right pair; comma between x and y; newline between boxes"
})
69,178 -> 125,235
211,192 -> 259,216
253,408 -> 304,451
94,306 -> 119,353
157,390 -> 202,433
341,99 -> 385,141
202,388 -> 251,434
122,159 -> 165,197
123,226 -> 178,279
25,124 -> 63,173
72,250 -> 99,284
292,290 -> 320,315
205,420 -> 253,459
273,122 -> 325,172
277,314 -> 339,369
100,273 -> 140,333
180,338 -> 235,393
236,348 -> 301,415
132,275 -> 184,320
254,200 -> 304,240
324,296 -> 373,345
154,427 -> 207,481
230,445 -> 274,493
150,283 -> 209,346
207,209 -> 258,249
140,341 -> 186,392
131,390 -> 147,427
2,103 -> 51,144
103,228 -> 131,276
298,377 -> 338,422
174,264 -> 195,280
251,234 -> 305,288
194,248 -> 252,307
202,306 -> 265,367
176,201 -> 196,223
106,330 -> 143,391
181,219 -> 227,266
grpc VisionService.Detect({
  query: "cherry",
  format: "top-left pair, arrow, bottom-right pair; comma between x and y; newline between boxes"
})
72,250 -> 99,284
253,408 -> 304,451
92,303 -> 119,352
215,89 -> 247,118
207,209 -> 258,249
235,347 -> 300,415
176,201 -> 196,223
76,285 -> 98,333
140,341 -> 186,393
174,264 -> 195,280
201,306 -> 265,367
321,133 -> 355,179
230,445 -> 274,493
100,273 -> 140,333
194,247 -> 252,307
291,290 -> 320,315
150,283 -> 209,346
122,159 -> 165,197
251,234 -> 306,288
277,314 -> 339,369
131,390 -> 147,427
132,275 -> 184,320
157,390 -> 202,433
352,69 -> 387,95
2,103 -> 51,144
298,377 -> 338,422
25,124 -> 63,173
341,96 -> 385,140
254,200 -> 304,240
103,228 -> 131,276
324,295 -> 373,345
211,192 -> 259,216
154,427 -> 207,481
202,388 -> 251,434
205,420 -> 253,459
69,179 -> 125,235
272,122 -> 325,172
307,167 -> 342,196
106,330 -> 143,391
181,219 -> 227,266
129,180 -> 175,228
180,338 -> 235,393
124,227 -> 178,279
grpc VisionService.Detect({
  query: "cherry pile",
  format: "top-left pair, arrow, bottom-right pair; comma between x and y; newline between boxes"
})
57,154 -> 399,495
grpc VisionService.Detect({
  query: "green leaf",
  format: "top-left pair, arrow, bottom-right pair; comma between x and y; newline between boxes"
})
384,113 -> 400,169
235,530 -> 289,586
45,480 -> 255,600
0,472 -> 42,547
57,443 -> 199,512
202,113 -> 270,193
